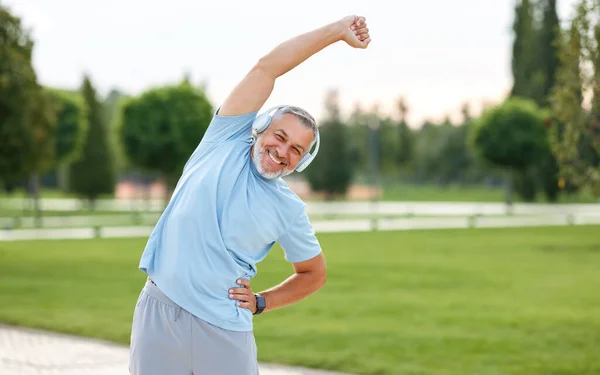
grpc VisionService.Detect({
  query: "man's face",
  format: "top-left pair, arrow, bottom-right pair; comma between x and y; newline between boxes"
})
251,114 -> 315,179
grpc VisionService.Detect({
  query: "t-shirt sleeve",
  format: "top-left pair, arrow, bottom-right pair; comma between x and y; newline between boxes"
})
277,207 -> 322,263
201,106 -> 259,144
183,106 -> 259,172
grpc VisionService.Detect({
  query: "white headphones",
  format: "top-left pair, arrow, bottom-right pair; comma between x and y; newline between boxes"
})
252,105 -> 320,172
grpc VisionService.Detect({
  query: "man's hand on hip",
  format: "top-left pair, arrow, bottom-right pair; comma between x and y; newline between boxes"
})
229,279 -> 257,314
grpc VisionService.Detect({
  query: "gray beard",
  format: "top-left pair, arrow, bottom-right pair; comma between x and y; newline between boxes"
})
251,138 -> 293,179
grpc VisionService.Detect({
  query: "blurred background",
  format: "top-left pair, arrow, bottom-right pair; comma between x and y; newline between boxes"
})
1,0 -> 599,374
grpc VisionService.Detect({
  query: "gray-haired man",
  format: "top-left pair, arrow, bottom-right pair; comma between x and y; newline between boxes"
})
129,15 -> 371,374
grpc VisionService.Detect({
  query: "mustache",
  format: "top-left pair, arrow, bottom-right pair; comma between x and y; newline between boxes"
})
264,147 -> 289,166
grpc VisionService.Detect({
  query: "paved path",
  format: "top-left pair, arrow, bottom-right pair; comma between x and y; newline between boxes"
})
0,325 -> 349,375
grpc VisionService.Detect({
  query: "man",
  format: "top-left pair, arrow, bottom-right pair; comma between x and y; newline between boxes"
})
129,14 -> 371,375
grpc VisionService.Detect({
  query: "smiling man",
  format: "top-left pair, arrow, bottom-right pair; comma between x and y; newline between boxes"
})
129,14 -> 371,375
251,106 -> 318,179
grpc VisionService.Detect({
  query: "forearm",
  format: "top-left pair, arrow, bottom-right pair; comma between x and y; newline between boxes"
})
218,15 -> 369,116
259,271 -> 326,312
255,21 -> 344,79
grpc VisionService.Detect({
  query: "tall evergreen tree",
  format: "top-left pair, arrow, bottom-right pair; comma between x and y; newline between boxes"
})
69,75 -> 116,207
46,88 -> 88,191
395,97 -> 413,167
305,90 -> 353,199
0,4 -> 55,184
550,0 -> 600,196
538,0 -> 561,106
509,0 -> 564,201
511,0 -> 538,99
103,88 -> 129,173
531,0 -> 562,202
0,4 -> 57,225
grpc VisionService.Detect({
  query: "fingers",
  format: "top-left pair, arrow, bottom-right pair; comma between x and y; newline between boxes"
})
229,279 -> 257,312
229,287 -> 250,300
350,16 -> 370,45
355,27 -> 369,41
228,286 -> 255,311
355,27 -> 369,35
229,287 -> 247,295
236,301 -> 252,309
350,17 -> 366,30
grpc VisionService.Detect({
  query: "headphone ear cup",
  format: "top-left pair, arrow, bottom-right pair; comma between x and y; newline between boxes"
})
253,113 -> 273,133
295,153 -> 312,172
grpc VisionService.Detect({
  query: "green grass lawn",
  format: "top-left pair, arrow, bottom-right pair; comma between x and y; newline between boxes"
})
1,226 -> 599,375
378,183 -> 598,203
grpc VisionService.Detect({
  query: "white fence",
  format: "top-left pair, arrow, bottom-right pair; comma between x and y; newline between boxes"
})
2,201 -> 600,230
1,198 -> 599,241
1,212 -> 599,242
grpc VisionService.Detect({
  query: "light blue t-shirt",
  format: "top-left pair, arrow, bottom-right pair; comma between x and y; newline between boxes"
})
138,107 -> 322,332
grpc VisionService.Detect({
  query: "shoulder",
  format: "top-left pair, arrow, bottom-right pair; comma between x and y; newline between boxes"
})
272,178 -> 306,209
254,177 -> 307,225
202,106 -> 259,144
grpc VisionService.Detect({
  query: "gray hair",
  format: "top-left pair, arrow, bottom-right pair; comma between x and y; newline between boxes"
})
272,106 -> 318,148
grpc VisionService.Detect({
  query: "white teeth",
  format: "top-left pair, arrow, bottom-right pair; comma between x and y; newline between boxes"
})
268,151 -> 283,164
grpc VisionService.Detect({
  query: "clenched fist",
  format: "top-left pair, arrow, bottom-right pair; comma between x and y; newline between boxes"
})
339,15 -> 371,49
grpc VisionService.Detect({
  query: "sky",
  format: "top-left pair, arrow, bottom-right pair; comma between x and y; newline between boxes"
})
4,0 -> 580,126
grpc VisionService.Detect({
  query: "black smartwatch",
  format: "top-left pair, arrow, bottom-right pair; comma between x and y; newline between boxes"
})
254,293 -> 266,315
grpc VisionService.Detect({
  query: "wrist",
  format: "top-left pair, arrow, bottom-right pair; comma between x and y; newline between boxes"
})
329,20 -> 346,42
253,293 -> 266,315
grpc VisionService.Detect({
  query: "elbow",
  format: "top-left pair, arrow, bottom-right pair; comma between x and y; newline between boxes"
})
252,57 -> 279,80
316,268 -> 327,290
299,267 -> 326,292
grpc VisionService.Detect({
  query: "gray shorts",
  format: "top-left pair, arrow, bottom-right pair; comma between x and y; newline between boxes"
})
129,279 -> 259,375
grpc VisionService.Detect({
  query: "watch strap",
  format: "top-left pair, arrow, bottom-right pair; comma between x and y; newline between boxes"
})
254,293 -> 266,315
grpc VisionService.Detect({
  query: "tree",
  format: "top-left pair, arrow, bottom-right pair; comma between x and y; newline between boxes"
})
549,0 -> 600,197
305,90 -> 353,199
537,0 -> 561,106
103,88 -> 130,173
346,102 -> 370,177
523,0 -> 562,202
69,75 -> 117,207
46,88 -> 88,191
436,121 -> 474,186
395,97 -> 413,168
469,98 -> 550,205
511,0 -> 542,101
119,80 -> 214,201
47,89 -> 88,164
0,4 -> 57,225
412,120 -> 443,183
0,4 -> 54,183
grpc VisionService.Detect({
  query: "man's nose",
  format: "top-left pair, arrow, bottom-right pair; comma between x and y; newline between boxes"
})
276,145 -> 289,162
276,144 -> 289,157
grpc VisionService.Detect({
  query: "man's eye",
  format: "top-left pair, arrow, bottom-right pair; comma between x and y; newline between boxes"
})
275,134 -> 283,140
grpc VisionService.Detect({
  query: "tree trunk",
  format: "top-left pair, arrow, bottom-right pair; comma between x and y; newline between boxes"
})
504,168 -> 514,214
57,163 -> 69,192
28,173 -> 42,228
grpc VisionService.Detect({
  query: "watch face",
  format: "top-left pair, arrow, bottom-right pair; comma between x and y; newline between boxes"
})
257,295 -> 266,308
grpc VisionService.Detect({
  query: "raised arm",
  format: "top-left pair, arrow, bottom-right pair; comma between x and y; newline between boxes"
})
218,15 -> 371,116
